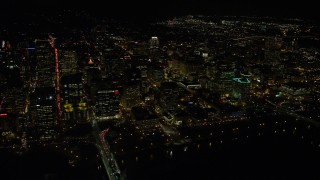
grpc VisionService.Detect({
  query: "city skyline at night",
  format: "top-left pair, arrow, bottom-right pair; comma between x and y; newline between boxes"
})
2,0 -> 319,21
0,1 -> 320,180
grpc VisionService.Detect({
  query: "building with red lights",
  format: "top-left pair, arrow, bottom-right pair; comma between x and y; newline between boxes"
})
95,89 -> 120,119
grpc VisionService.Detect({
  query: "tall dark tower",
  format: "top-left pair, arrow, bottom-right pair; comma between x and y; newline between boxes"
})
95,77 -> 121,120
95,89 -> 120,119
61,73 -> 87,126
33,36 -> 62,138
30,87 -> 57,140
149,36 -> 159,60
149,36 -> 159,49
159,82 -> 179,115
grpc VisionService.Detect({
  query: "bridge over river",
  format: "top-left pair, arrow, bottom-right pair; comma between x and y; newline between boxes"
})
92,120 -> 122,180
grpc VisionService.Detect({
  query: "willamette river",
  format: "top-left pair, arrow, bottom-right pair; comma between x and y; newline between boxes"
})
1,119 -> 320,180
117,119 -> 320,180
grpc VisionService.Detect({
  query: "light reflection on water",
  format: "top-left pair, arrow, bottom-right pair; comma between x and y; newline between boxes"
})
116,121 -> 320,180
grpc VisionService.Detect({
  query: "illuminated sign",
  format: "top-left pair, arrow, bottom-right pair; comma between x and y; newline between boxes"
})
64,104 -> 74,112
233,78 -> 251,84
2,131 -> 13,136
0,113 -> 8,118
78,103 -> 87,111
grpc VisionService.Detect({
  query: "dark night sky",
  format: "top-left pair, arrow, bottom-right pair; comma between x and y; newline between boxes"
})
2,0 -> 319,21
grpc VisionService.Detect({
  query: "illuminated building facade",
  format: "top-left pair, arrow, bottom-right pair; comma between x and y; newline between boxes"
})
0,113 -> 11,134
4,57 -> 21,87
149,36 -> 159,49
30,87 -> 56,140
61,73 -> 87,125
121,85 -> 142,109
95,89 -> 120,119
232,77 -> 251,105
35,39 -> 55,88
159,82 -> 179,114
60,50 -> 78,75
217,61 -> 236,100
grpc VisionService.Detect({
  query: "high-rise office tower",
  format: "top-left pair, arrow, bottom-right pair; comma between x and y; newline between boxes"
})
35,39 -> 55,88
217,61 -> 236,100
94,76 -> 122,120
60,50 -> 78,76
30,87 -> 56,140
95,89 -> 120,119
159,82 -> 179,114
34,36 -> 62,132
61,73 -> 87,125
149,36 -> 159,49
232,77 -> 251,105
